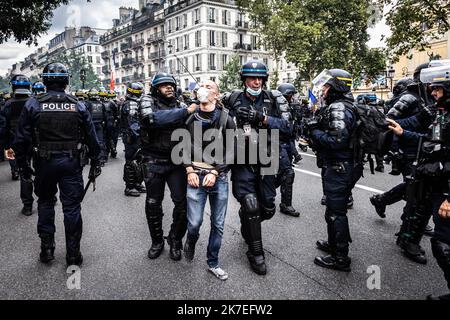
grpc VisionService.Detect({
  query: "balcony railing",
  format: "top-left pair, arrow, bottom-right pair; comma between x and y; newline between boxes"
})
121,57 -> 134,66
102,65 -> 110,74
101,51 -> 109,60
236,21 -> 249,30
132,39 -> 145,48
147,32 -> 165,43
120,42 -> 132,52
233,43 -> 252,51
133,56 -> 145,65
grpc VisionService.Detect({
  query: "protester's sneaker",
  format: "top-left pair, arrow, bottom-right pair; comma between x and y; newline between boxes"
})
208,267 -> 228,281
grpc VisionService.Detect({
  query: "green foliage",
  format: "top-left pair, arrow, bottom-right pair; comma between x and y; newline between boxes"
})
219,54 -> 242,93
237,0 -> 386,84
380,0 -> 450,62
52,50 -> 100,91
0,1 -> 90,45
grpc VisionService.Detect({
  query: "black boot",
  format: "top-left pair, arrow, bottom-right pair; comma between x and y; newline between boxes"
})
39,234 -> 55,263
396,237 -> 427,264
430,238 -> 450,299
246,250 -> 266,275
370,194 -> 387,218
110,149 -> 117,159
183,237 -> 197,261
21,205 -> 32,216
280,203 -> 300,217
135,184 -> 147,193
314,254 -> 351,272
147,242 -> 164,259
66,252 -> 83,266
167,235 -> 182,261
146,207 -> 164,259
124,186 -> 140,197
293,154 -> 302,164
375,165 -> 384,173
11,169 -> 19,181
316,240 -> 332,254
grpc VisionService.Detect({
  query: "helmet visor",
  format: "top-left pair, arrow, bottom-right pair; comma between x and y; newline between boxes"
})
420,65 -> 450,84
312,69 -> 333,90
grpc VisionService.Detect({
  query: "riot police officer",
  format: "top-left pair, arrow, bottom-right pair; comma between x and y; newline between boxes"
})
276,83 -> 301,217
1,74 -> 34,215
32,81 -> 46,96
371,65 -> 434,264
308,69 -> 363,272
106,92 -> 120,158
138,72 -> 197,261
74,89 -> 87,102
222,60 -> 293,275
11,62 -> 101,266
388,64 -> 450,300
85,89 -> 108,165
121,82 -> 146,197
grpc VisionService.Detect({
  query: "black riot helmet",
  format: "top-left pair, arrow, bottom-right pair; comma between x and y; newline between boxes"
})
392,77 -> 413,96
10,74 -> 31,95
413,63 -> 430,82
126,82 -> 144,100
420,64 -> 450,94
277,83 -> 298,100
32,81 -> 46,95
240,60 -> 269,83
41,63 -> 70,89
150,72 -> 177,95
313,69 -> 352,94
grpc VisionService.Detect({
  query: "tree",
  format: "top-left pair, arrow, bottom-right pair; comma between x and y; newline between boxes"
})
53,50 -> 100,91
219,54 -> 242,93
380,0 -> 450,61
236,0 -> 386,84
0,1 -> 91,45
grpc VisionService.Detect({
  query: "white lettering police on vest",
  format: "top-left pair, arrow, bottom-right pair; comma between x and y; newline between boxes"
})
42,103 -> 76,111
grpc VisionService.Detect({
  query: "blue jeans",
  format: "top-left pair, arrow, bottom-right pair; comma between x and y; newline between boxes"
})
186,174 -> 229,268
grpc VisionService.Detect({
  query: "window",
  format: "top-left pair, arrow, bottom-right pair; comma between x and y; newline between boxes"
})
95,46 -> 99,53
222,10 -> 230,25
96,56 -> 100,64
176,37 -> 181,52
97,67 -> 101,74
208,8 -> 215,23
88,56 -> 93,63
195,31 -> 201,47
210,76 -> 216,82
184,79 -> 189,90
184,34 -> 189,50
176,17 -> 180,30
183,13 -> 188,28
222,54 -> 228,69
87,46 -> 92,52
222,32 -> 228,47
209,31 -> 216,46
184,57 -> 189,72
194,8 -> 200,24
195,54 -> 201,71
209,53 -> 216,70
252,35 -> 258,50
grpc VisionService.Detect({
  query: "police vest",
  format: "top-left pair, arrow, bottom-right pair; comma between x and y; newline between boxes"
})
89,100 -> 104,123
37,94 -> 82,155
8,97 -> 29,133
140,97 -> 184,158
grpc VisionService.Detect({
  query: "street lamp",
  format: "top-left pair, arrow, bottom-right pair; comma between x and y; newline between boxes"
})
80,69 -> 86,89
387,66 -> 395,92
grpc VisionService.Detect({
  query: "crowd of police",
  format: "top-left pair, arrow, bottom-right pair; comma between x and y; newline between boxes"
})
1,58 -> 450,300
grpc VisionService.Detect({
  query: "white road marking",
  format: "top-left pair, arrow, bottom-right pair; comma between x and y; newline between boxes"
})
293,167 -> 384,194
299,152 -> 316,158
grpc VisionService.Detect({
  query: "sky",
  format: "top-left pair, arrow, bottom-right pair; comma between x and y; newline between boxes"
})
0,0 -> 391,77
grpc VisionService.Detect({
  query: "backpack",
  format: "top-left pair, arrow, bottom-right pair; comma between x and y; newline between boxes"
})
352,103 -> 393,172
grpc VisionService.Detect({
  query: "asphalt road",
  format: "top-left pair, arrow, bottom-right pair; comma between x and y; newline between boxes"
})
0,142 -> 447,300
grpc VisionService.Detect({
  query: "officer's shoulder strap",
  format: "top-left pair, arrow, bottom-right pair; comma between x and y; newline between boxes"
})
216,107 -> 230,132
66,94 -> 79,104
37,93 -> 52,103
228,90 -> 243,108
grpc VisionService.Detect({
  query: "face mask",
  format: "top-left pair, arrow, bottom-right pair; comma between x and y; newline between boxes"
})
246,87 -> 262,97
197,87 -> 210,103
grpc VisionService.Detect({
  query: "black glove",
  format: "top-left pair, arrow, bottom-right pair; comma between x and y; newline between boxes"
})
236,107 -> 265,124
417,105 -> 437,125
306,119 -> 320,131
88,162 -> 102,180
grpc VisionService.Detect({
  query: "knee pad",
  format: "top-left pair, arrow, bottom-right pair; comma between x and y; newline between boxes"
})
261,204 -> 275,221
241,193 -> 259,217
